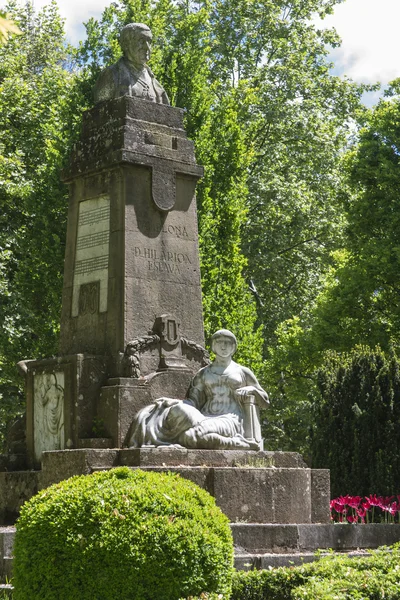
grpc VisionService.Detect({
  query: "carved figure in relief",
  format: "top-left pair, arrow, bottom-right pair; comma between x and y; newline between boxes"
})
35,373 -> 64,452
129,329 -> 269,450
94,23 -> 169,105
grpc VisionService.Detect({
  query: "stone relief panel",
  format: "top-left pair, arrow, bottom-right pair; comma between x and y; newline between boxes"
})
33,371 -> 65,462
72,195 -> 110,317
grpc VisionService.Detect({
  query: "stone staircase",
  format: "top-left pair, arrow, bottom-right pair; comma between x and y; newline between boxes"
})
232,522 -> 400,569
2,449 -> 400,590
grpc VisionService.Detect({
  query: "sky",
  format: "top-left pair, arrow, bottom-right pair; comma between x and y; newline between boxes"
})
23,0 -> 400,103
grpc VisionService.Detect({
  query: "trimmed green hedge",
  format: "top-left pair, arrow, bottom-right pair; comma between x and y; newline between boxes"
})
230,544 -> 400,599
9,543 -> 400,599
13,468 -> 234,600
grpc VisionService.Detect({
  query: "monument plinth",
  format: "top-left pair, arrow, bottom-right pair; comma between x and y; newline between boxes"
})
15,95 -> 209,468
60,96 -> 204,360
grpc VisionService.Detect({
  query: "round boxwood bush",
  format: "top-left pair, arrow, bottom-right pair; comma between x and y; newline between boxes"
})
13,467 -> 234,600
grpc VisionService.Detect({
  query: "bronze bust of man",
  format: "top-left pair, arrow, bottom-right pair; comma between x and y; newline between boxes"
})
93,23 -> 170,105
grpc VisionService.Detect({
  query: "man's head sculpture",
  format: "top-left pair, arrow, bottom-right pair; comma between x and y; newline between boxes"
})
119,23 -> 152,68
93,23 -> 170,105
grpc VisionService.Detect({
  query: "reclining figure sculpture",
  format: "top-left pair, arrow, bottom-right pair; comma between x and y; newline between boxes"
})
129,329 -> 269,450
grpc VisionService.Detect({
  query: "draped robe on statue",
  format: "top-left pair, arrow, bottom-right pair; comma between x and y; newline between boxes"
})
129,360 -> 269,450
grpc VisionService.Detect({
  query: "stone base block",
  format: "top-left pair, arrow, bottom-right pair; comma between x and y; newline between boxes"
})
0,449 -> 329,526
24,354 -> 107,467
39,449 -> 119,490
37,449 -> 328,524
0,472 -> 38,525
231,522 -> 400,553
119,448 -> 307,468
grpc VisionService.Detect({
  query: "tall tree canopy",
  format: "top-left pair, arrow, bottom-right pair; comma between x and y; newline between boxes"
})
265,83 -> 400,455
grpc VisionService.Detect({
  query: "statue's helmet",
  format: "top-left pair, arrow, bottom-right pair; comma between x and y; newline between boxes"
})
211,329 -> 237,352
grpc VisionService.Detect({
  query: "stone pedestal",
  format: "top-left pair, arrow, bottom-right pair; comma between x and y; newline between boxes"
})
59,97 -> 205,362
15,97 -> 208,469
98,370 -> 193,447
35,448 -> 329,525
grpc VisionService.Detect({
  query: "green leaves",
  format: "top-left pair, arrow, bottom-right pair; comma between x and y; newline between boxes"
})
0,1 -> 88,443
14,468 -> 234,600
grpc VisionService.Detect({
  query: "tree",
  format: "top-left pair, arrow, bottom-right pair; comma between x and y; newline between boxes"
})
311,346 -> 400,497
76,0 -> 364,372
262,82 -> 400,455
0,0 -> 365,452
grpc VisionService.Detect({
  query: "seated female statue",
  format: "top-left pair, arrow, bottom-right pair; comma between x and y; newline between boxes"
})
129,329 -> 269,450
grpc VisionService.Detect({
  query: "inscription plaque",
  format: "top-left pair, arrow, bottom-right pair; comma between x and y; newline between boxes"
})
72,196 -> 110,317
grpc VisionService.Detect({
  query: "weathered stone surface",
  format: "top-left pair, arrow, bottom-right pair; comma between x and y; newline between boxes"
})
39,449 -> 118,489
60,98 -> 204,362
118,448 -> 306,468
232,522 -> 400,554
311,469 -> 330,523
24,355 -> 107,467
78,438 -> 114,449
213,468 -> 312,524
298,523 -> 400,551
231,523 -> 300,554
35,449 -> 328,523
140,466 -> 214,494
0,473 -> 38,525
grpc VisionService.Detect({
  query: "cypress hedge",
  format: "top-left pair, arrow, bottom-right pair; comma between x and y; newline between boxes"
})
311,346 -> 400,497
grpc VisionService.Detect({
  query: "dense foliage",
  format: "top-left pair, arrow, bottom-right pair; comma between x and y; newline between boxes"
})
0,0 -> 86,444
13,468 -> 234,600
263,87 -> 400,457
230,544 -> 400,599
2,0 -> 399,475
311,346 -> 400,497
12,542 -> 400,599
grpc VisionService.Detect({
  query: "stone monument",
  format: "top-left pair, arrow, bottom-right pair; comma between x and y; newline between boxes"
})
17,22 -> 208,469
1,24 -> 353,573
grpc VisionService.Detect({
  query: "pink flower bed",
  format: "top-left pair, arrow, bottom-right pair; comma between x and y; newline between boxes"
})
330,495 -> 400,524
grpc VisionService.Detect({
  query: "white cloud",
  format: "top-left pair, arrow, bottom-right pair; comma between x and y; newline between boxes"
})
319,0 -> 400,85
31,0 -> 111,44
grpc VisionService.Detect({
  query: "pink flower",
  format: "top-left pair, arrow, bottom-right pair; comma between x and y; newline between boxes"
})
347,515 -> 357,523
367,494 -> 380,507
347,496 -> 361,509
330,497 -> 347,514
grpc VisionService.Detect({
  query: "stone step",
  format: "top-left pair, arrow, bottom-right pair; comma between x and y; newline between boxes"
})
234,550 -> 370,571
2,559 -> 12,581
2,523 -> 400,578
230,523 -> 400,553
